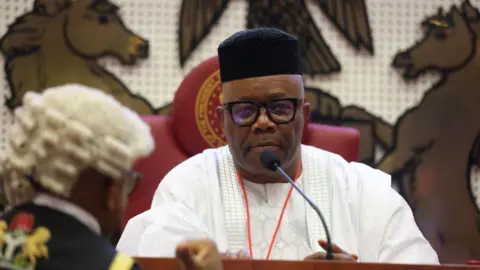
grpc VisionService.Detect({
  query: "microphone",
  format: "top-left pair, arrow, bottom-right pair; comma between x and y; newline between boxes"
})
259,150 -> 334,260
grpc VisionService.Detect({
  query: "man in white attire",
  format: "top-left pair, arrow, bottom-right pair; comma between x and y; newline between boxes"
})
117,28 -> 439,264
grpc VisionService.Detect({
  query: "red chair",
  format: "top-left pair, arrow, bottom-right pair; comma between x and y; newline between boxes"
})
123,56 -> 360,228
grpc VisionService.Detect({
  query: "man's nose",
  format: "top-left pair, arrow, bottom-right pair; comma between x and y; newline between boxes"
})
252,108 -> 275,132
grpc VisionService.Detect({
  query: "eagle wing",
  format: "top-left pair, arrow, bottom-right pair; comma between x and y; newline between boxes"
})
315,0 -> 374,54
247,0 -> 341,75
178,0 -> 230,66
297,8 -> 342,75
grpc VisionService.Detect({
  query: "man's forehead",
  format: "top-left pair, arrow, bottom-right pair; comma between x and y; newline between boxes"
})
222,74 -> 304,101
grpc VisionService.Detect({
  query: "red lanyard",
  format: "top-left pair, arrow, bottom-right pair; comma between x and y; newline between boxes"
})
236,161 -> 302,259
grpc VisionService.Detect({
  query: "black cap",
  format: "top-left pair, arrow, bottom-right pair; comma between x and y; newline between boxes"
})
217,27 -> 302,83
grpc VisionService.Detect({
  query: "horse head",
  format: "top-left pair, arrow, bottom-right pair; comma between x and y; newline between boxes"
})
1,0 -> 148,64
0,0 -> 151,111
64,0 -> 149,65
392,5 -> 475,80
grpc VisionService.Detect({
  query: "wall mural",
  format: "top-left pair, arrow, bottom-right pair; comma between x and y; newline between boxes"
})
1,0 -> 480,264
303,87 -> 393,165
177,0 -> 390,165
379,1 -> 480,262
0,0 -> 159,114
178,0 -> 374,75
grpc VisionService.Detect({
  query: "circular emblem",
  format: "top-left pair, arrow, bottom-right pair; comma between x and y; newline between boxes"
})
195,70 -> 227,148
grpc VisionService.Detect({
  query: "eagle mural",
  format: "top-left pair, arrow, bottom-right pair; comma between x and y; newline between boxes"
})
177,0 -> 387,166
178,0 -> 374,75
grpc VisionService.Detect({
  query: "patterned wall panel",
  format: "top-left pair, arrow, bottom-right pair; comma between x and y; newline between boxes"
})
1,0 -> 480,264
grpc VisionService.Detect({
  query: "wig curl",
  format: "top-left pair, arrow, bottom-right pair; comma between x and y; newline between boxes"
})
0,84 -> 154,205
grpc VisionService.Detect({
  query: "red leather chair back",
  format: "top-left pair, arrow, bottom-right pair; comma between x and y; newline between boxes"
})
123,56 -> 360,227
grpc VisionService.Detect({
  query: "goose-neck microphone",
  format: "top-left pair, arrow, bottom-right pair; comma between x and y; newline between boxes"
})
259,150 -> 333,260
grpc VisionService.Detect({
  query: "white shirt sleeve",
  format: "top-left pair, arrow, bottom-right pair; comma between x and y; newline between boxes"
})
117,202 -> 213,257
117,154 -> 217,257
348,162 -> 439,264
376,188 -> 439,264
150,154 -> 210,211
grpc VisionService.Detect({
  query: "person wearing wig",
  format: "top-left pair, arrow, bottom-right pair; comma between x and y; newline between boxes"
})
0,84 -> 223,270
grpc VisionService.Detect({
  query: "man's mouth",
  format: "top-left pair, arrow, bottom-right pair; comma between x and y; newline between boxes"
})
249,142 -> 282,151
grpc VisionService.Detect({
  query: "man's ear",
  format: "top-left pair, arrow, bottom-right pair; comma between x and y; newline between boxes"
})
216,106 -> 225,132
302,101 -> 311,125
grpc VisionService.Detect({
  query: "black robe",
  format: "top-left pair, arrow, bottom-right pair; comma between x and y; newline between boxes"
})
0,204 -> 141,270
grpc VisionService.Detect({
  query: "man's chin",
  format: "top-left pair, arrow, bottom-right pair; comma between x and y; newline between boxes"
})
245,148 -> 285,170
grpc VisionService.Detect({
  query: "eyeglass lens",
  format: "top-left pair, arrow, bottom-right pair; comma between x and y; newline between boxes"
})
231,100 -> 295,126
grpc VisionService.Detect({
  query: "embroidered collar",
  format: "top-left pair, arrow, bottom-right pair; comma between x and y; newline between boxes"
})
217,145 -> 332,256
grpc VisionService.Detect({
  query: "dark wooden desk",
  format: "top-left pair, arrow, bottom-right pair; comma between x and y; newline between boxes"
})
135,258 -> 479,270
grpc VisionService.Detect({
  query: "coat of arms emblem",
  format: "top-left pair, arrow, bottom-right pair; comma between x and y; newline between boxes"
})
0,213 -> 51,270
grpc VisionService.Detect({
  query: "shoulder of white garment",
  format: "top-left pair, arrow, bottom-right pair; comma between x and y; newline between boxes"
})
304,145 -> 439,264
156,144 -> 393,204
117,206 -> 159,255
301,144 -> 393,194
150,147 -> 222,208
307,144 -> 398,224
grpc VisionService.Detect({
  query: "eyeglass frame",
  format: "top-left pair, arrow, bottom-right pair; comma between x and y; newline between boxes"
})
122,170 -> 142,196
222,98 -> 302,127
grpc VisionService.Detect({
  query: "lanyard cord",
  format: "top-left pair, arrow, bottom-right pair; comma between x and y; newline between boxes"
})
236,161 -> 302,259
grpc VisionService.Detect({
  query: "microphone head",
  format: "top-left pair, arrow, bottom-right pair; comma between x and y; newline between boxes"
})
259,150 -> 281,171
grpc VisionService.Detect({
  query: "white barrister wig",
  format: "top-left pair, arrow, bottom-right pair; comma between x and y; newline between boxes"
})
0,84 -> 155,205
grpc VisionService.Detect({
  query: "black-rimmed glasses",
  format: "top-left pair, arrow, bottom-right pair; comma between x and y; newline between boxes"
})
224,98 -> 300,127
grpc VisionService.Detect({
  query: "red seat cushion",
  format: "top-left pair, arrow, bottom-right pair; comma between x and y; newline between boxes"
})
304,123 -> 359,162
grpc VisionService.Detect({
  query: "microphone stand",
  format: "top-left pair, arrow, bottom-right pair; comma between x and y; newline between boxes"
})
274,163 -> 334,260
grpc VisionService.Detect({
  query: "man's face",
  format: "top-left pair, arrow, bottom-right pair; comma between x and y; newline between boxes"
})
105,170 -> 140,233
218,74 -> 310,176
